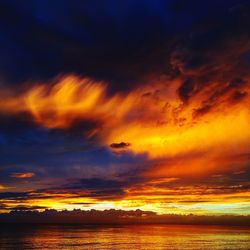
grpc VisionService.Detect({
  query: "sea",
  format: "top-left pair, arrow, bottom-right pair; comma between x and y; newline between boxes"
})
0,224 -> 249,249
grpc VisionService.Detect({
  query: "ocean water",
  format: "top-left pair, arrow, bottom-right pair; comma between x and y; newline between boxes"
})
0,224 -> 249,249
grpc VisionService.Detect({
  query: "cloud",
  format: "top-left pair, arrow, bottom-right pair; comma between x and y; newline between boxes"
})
0,0 -> 249,215
0,0 -> 174,90
0,184 -> 7,190
1,0 -> 246,91
9,205 -> 48,211
10,172 -> 35,178
0,192 -> 32,200
110,142 -> 131,149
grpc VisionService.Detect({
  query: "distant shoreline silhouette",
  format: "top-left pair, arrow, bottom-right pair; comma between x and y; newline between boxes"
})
0,209 -> 249,226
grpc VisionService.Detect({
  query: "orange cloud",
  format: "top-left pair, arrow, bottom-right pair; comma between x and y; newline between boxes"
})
0,75 -> 249,179
0,184 -> 7,190
10,172 -> 35,178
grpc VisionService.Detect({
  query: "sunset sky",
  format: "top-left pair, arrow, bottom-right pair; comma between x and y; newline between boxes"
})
0,0 -> 249,216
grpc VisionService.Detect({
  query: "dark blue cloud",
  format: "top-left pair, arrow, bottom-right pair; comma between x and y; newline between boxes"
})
0,0 -> 247,91
0,120 -> 148,188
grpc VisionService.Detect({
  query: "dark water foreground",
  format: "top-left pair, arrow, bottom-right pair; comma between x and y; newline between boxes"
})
0,224 -> 249,249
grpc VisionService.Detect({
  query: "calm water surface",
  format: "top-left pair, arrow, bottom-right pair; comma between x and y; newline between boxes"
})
0,224 -> 249,249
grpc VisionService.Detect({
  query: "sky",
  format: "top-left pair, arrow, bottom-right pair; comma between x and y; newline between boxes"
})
0,0 -> 249,216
